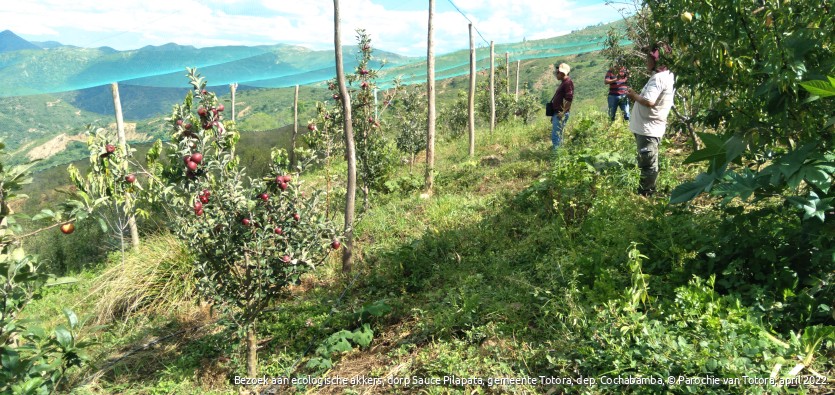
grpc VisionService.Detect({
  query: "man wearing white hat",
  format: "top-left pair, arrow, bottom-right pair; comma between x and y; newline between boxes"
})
549,62 -> 573,150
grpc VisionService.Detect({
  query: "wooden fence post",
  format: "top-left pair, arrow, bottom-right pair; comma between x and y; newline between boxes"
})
110,82 -> 140,249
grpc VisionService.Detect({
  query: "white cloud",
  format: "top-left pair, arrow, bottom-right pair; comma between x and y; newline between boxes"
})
5,0 -> 622,55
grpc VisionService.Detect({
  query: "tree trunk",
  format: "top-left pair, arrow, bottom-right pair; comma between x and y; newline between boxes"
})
515,60 -> 521,100
505,52 -> 510,95
468,23 -> 476,157
489,41 -> 495,135
110,82 -> 140,249
246,326 -> 257,378
426,0 -> 436,193
334,0 -> 356,273
230,83 -> 238,122
362,184 -> 370,212
290,84 -> 299,169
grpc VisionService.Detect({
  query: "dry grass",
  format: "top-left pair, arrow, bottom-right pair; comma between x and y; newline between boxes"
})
88,233 -> 199,324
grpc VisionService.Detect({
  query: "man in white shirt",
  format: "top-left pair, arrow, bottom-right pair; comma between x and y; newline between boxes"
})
626,44 -> 675,197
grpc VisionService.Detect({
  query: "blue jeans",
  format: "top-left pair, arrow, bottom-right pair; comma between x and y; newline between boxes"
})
608,94 -> 629,121
551,112 -> 569,149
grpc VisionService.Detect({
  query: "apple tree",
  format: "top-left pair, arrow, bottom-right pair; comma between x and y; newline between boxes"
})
1,143 -> 88,394
146,69 -> 340,377
324,29 -> 398,210
390,81 -> 428,173
66,126 -> 144,254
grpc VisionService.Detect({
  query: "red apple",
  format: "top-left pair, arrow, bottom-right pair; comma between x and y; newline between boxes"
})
333,94 -> 340,100
293,213 -> 300,221
125,174 -> 136,183
176,119 -> 184,126
184,123 -> 193,130
202,189 -> 211,197
360,68 -> 369,75
190,152 -> 203,163
197,106 -> 207,116
274,227 -> 283,235
105,144 -> 116,154
259,193 -> 269,201
279,182 -> 288,191
195,209 -> 204,216
331,240 -> 341,250
217,104 -> 225,112
242,218 -> 252,226
361,81 -> 369,89
307,123 -> 316,131
60,223 -> 75,234
183,155 -> 192,164
194,201 -> 203,211
187,161 -> 199,171
282,255 -> 291,263
201,89 -> 208,95
200,195 -> 209,204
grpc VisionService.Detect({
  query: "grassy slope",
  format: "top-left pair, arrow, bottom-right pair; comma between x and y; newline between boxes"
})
26,96 -> 835,394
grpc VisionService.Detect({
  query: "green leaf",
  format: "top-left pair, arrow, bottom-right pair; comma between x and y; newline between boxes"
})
329,336 -> 353,353
357,300 -> 392,321
54,326 -> 73,349
788,192 -> 834,222
63,308 -> 79,329
683,133 -> 740,172
1,348 -> 20,371
796,162 -> 835,193
45,277 -> 78,287
19,377 -> 46,394
31,209 -> 56,221
671,172 -> 717,204
800,79 -> 835,98
352,324 -> 374,348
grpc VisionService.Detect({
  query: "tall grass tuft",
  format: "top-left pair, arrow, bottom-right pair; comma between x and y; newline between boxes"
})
89,233 -> 198,324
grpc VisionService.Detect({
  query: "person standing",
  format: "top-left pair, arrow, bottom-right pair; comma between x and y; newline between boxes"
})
605,64 -> 630,121
625,44 -> 675,197
549,63 -> 573,150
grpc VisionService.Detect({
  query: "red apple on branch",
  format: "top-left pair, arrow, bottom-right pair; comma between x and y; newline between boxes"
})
60,223 -> 75,234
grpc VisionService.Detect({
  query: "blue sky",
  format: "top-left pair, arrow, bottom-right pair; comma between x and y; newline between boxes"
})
5,0 -> 625,56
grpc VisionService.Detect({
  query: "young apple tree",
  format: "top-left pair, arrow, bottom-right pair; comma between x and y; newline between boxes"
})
146,69 -> 340,377
326,29 -> 398,211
